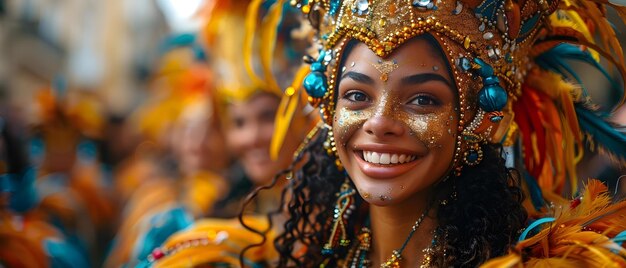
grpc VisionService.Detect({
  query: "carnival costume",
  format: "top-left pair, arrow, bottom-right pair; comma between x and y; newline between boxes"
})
105,33 -> 232,268
0,84 -> 111,267
241,0 -> 626,266
132,1 -> 318,267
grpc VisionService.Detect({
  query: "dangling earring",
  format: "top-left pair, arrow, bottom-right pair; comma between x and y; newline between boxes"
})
324,126 -> 343,170
322,178 -> 356,255
461,108 -> 486,167
463,141 -> 484,166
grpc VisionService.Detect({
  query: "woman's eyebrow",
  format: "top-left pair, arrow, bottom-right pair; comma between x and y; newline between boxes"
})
400,73 -> 452,88
341,71 -> 375,85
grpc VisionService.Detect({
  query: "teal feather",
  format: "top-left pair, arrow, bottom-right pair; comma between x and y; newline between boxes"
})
44,239 -> 90,268
536,44 -> 624,116
522,170 -> 546,212
576,105 -> 626,165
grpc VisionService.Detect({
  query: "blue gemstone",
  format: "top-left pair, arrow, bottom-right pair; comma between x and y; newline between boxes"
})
483,76 -> 499,86
311,62 -> 325,72
413,0 -> 434,9
321,248 -> 334,255
466,151 -> 479,162
303,72 -> 328,98
329,0 -> 341,15
478,84 -> 508,112
490,116 -> 503,122
459,57 -> 471,72
474,58 -> 494,76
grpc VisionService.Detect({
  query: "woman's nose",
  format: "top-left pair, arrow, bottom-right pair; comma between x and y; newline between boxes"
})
362,115 -> 405,138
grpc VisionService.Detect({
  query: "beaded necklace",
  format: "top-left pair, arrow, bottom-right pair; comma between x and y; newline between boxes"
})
344,205 -> 436,268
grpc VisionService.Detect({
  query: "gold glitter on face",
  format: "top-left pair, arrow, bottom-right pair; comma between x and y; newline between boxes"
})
332,39 -> 459,207
371,59 -> 399,82
335,93 -> 455,150
335,107 -> 371,143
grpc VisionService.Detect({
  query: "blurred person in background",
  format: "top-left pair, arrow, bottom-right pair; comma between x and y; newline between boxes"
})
0,109 -> 89,268
105,33 -> 235,268
0,82 -> 114,267
125,1 -> 317,266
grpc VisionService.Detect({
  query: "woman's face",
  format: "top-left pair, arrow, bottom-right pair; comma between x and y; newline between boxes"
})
225,93 -> 281,184
333,38 -> 458,206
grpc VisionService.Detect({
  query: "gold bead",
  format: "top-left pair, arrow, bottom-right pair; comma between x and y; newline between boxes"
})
302,5 -> 311,14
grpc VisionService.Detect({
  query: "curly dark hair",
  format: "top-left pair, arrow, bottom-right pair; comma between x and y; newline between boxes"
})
239,34 -> 527,267
240,126 -> 526,267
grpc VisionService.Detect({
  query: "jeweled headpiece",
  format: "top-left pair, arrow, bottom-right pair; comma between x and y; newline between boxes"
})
252,0 -> 626,200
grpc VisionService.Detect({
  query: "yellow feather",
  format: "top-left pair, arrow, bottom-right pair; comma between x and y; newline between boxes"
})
243,0 -> 266,87
525,257 -> 585,268
259,0 -> 286,95
479,252 -> 521,268
270,65 -> 310,159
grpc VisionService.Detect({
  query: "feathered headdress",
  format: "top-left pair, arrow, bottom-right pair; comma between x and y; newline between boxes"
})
203,0 -> 313,159
249,0 -> 626,201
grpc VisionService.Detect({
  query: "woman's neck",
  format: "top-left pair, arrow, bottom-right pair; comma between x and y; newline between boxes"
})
368,192 -> 437,267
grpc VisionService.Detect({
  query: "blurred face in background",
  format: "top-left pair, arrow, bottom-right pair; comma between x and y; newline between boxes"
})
225,92 -> 301,185
172,100 -> 229,175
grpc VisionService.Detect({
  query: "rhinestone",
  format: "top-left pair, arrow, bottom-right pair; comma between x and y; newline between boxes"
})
483,32 -> 494,40
479,22 -> 486,32
354,0 -> 369,15
452,1 -> 463,15
412,0 -> 434,9
458,57 -> 471,72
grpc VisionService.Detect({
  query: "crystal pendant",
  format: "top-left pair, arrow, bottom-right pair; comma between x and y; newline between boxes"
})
352,0 -> 369,15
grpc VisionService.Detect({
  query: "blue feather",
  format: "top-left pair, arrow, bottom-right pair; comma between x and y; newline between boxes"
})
576,105 -> 626,164
535,44 -> 624,116
522,168 -> 546,211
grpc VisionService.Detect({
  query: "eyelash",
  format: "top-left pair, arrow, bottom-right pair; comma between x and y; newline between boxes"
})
409,94 -> 440,106
343,90 -> 370,102
342,91 -> 441,108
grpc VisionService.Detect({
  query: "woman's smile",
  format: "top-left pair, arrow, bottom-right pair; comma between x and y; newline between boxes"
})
352,144 -> 424,179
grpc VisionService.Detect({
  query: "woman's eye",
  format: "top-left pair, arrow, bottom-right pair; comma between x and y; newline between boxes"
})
344,91 -> 370,102
410,95 -> 439,106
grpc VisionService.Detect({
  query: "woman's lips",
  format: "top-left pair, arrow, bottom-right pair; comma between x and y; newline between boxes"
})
352,145 -> 423,179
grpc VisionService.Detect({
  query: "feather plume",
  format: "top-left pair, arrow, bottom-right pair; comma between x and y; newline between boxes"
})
576,105 -> 626,168
481,180 -> 626,267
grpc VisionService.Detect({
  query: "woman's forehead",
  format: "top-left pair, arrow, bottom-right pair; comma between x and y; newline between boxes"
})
345,38 -> 447,67
341,38 -> 454,84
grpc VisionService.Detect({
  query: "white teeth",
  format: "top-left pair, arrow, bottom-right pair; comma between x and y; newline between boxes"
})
390,154 -> 398,164
371,152 -> 380,163
362,151 -> 416,165
380,153 -> 390,164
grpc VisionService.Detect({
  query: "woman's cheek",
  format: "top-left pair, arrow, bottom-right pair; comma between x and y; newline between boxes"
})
398,104 -> 456,149
334,106 -> 371,145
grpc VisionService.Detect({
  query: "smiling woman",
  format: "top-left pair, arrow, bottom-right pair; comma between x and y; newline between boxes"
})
334,38 -> 458,207
268,34 -> 526,268
241,0 -> 626,267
